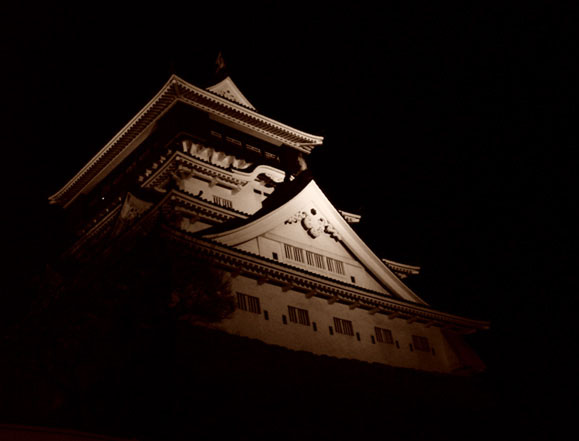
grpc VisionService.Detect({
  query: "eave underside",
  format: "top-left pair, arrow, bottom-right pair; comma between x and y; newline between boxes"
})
49,75 -> 323,208
162,225 -> 490,334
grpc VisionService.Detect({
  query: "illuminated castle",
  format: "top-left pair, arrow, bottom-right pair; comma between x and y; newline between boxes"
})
49,72 -> 488,374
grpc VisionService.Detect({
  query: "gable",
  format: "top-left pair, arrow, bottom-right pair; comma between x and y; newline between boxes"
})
206,76 -> 256,110
203,179 -> 428,305
269,208 -> 351,259
258,212 -> 388,293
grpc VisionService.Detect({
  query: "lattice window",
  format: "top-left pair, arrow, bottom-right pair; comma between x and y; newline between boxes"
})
283,243 -> 345,275
225,136 -> 242,146
213,195 -> 233,209
288,306 -> 310,326
246,144 -> 261,154
412,335 -> 430,352
375,327 -> 394,344
306,250 -> 326,270
237,293 -> 261,314
326,257 -> 345,275
333,317 -> 354,336
284,243 -> 305,263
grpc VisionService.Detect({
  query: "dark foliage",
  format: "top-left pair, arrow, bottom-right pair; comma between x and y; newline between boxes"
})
0,232 -> 234,431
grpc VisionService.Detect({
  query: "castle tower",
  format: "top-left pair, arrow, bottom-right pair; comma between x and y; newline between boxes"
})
50,73 -> 488,374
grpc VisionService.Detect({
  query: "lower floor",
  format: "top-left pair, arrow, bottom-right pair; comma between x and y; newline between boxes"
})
200,274 -> 484,374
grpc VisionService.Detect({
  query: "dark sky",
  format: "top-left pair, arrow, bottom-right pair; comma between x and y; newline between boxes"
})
2,3 -> 576,378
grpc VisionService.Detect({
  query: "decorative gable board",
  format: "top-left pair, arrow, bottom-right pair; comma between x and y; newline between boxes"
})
204,180 -> 428,304
232,208 -> 388,293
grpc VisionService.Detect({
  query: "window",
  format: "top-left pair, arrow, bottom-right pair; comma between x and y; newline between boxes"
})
284,243 -> 304,263
412,335 -> 430,352
225,136 -> 242,146
237,293 -> 261,314
213,195 -> 233,208
333,317 -> 354,336
246,144 -> 261,154
288,306 -> 310,326
326,257 -> 345,275
283,243 -> 346,275
306,250 -> 326,270
375,327 -> 394,344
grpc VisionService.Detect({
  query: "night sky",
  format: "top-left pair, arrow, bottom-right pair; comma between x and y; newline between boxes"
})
2,1 -> 576,410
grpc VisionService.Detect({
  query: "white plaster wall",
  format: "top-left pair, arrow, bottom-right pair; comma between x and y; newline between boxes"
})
256,237 -> 282,261
343,261 -> 389,292
251,226 -> 388,294
236,238 -> 260,255
179,173 -> 274,215
207,274 -> 461,373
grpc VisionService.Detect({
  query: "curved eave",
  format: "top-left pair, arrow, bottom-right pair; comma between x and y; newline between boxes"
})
203,179 -> 429,306
165,226 -> 490,332
172,76 -> 323,149
382,258 -> 421,275
49,75 -> 323,208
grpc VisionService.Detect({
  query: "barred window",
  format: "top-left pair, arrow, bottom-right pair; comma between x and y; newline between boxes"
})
288,306 -> 310,326
283,243 -> 345,275
246,144 -> 261,154
375,327 -> 394,344
237,293 -> 261,314
333,317 -> 354,336
213,195 -> 233,208
306,250 -> 326,270
326,257 -> 345,275
284,243 -> 305,263
412,335 -> 430,352
225,136 -> 242,146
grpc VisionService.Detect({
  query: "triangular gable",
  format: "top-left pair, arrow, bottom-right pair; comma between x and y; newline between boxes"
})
206,76 -> 256,110
203,180 -> 428,305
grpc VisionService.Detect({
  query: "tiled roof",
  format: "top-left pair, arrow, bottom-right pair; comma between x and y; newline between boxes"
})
49,75 -> 323,208
162,224 -> 490,332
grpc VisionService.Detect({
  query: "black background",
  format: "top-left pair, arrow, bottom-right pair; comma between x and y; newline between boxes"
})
2,2 -> 576,437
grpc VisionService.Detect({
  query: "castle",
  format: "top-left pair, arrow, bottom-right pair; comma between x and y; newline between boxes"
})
49,72 -> 488,374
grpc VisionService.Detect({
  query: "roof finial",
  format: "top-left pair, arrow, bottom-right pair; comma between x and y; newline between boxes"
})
215,51 -> 228,80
